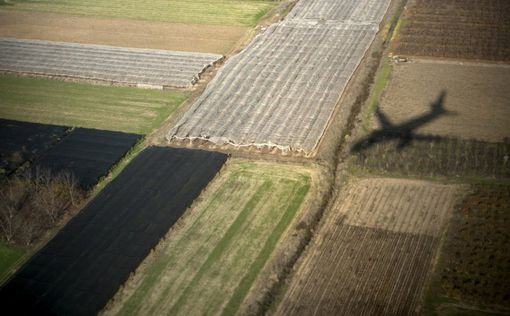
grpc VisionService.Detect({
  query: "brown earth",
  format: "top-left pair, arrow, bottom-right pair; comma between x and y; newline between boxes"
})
0,11 -> 248,54
274,177 -> 463,315
377,61 -> 510,142
395,0 -> 510,62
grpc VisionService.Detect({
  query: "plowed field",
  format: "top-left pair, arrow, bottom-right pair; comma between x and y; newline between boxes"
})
426,184 -> 510,314
395,0 -> 510,61
105,161 -> 314,316
276,178 -> 461,315
378,62 -> 510,142
0,147 -> 228,315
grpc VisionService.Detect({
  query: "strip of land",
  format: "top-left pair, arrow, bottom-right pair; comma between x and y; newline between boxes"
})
0,11 -> 248,54
0,75 -> 188,135
105,161 -> 314,316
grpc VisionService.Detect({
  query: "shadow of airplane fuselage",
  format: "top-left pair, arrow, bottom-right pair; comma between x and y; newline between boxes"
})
351,90 -> 456,152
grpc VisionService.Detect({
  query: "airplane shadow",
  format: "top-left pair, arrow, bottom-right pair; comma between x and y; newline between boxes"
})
351,90 -> 457,153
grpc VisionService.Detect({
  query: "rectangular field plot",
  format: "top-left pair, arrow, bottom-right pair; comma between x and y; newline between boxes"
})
276,178 -> 460,315
395,0 -> 510,61
32,128 -> 142,189
170,23 -> 379,154
0,147 -> 228,315
427,185 -> 510,314
169,0 -> 391,155
289,0 -> 391,22
0,75 -> 188,134
0,38 -> 222,89
105,161 -> 313,316
0,119 -> 68,175
378,62 -> 510,142
0,0 -> 277,27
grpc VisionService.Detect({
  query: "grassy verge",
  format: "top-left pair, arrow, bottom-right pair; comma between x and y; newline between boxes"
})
0,75 -> 188,135
362,56 -> 392,130
106,161 -> 312,316
0,242 -> 25,284
0,0 -> 279,27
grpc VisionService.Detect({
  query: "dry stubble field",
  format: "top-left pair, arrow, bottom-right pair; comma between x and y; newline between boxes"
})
377,61 -> 510,142
0,11 -> 248,55
275,177 -> 462,315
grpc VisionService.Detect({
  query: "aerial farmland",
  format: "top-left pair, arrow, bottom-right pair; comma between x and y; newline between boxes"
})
0,0 -> 509,315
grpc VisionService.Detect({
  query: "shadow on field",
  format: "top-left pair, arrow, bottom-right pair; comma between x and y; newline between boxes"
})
351,90 -> 456,153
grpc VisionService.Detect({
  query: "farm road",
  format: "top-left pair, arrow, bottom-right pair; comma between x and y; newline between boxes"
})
0,147 -> 227,315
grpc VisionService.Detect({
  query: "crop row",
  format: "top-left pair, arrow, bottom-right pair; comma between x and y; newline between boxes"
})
169,0 -> 391,154
352,136 -> 510,179
276,178 -> 458,315
0,38 -> 222,88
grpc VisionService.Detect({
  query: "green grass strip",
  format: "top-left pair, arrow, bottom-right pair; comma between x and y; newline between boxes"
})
0,242 -> 25,284
221,181 -> 310,316
363,57 -> 392,130
168,180 -> 274,315
0,75 -> 188,135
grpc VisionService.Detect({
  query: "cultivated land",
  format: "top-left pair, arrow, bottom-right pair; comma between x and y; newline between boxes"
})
105,161 -> 314,316
0,75 -> 188,135
0,38 -> 222,89
426,185 -> 510,315
276,177 -> 461,315
0,119 -> 68,175
0,147 -> 228,315
0,11 -> 248,55
32,128 -> 142,189
378,62 -> 510,142
395,0 -> 510,61
0,0 -> 276,27
169,0 -> 391,155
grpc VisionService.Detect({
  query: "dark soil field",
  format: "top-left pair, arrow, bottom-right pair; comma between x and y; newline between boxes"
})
0,147 -> 227,315
395,0 -> 510,61
32,128 -> 142,189
0,119 -> 68,176
426,184 -> 510,315
352,136 -> 510,180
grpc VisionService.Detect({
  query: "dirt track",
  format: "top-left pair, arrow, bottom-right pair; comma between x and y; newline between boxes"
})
0,11 -> 248,54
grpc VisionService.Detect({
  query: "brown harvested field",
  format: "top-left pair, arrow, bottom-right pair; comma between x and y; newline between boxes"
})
426,184 -> 510,315
275,178 -> 462,316
0,11 -> 248,54
395,0 -> 510,61
377,61 -> 510,142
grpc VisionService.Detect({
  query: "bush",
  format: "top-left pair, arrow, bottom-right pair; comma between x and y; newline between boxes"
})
0,169 -> 85,246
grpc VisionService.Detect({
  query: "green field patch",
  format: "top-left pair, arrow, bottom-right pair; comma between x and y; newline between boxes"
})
0,242 -> 25,284
108,161 -> 312,316
0,0 -> 277,27
0,75 -> 188,134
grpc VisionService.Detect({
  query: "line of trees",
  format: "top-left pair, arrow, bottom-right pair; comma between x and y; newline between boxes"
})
0,169 -> 85,246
